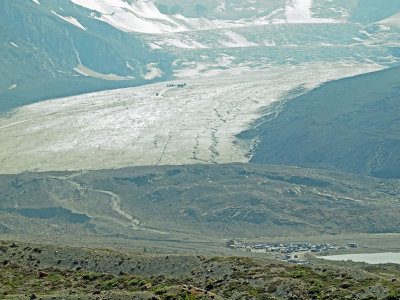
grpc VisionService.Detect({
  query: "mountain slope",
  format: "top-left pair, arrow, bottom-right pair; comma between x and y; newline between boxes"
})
0,0 -> 173,112
250,66 -> 400,178
349,0 -> 400,23
1,163 -> 399,240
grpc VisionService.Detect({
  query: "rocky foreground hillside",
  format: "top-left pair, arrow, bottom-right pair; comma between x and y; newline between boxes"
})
1,240 -> 400,299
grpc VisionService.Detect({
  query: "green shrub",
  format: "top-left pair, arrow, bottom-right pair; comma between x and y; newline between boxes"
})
126,278 -> 140,286
154,287 -> 167,295
289,270 -> 307,278
248,287 -> 260,295
82,273 -> 99,281
384,290 -> 400,300
102,279 -> 119,290
179,291 -> 197,300
205,279 -> 214,290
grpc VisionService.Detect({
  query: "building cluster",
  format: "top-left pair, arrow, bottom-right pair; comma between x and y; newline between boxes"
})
225,240 -> 359,266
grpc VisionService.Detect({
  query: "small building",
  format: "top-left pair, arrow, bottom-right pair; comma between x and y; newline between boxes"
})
225,239 -> 235,248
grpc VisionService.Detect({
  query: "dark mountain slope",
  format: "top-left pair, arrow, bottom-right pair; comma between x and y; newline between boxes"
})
0,164 -> 399,240
250,66 -> 400,178
0,0 -> 173,113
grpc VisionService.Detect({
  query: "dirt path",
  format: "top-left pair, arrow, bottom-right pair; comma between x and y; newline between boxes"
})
96,189 -> 141,229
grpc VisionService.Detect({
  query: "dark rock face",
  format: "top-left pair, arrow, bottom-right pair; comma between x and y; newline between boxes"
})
250,66 -> 400,179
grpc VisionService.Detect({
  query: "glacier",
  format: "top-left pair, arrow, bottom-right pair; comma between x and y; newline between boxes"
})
1,0 -> 400,173
0,62 -> 384,174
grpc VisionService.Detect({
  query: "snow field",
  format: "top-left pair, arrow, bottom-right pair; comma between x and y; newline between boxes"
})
69,0 -> 338,34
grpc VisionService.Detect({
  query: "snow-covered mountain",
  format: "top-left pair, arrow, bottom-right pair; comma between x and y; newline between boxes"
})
1,0 -> 400,112
63,0 -> 400,33
66,0 -> 339,34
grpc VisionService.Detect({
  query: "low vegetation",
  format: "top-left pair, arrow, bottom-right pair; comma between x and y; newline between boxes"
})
0,241 -> 399,299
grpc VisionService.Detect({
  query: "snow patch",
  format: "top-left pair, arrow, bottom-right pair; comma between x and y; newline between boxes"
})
70,0 -> 261,33
264,40 -> 276,47
160,37 -> 208,49
51,11 -> 87,30
68,0 -> 343,33
71,0 -> 186,33
286,0 -> 313,22
378,24 -> 391,31
172,55 -> 236,78
217,55 -> 235,66
163,39 -> 193,49
221,31 -> 258,48
285,0 -> 335,23
216,0 -> 226,14
377,12 -> 400,27
143,63 -> 163,80
74,64 -> 134,81
148,43 -> 163,50
126,62 -> 134,71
